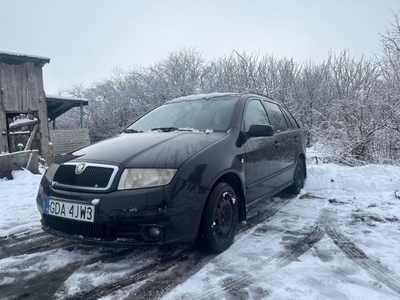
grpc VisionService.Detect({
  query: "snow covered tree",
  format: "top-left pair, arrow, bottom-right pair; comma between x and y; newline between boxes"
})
54,15 -> 400,166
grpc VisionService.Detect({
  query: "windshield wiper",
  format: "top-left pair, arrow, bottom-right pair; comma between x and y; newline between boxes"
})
150,127 -> 194,132
122,128 -> 142,133
150,127 -> 214,133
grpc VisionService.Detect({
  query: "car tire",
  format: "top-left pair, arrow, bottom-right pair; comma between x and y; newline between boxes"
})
287,158 -> 305,194
198,182 -> 238,253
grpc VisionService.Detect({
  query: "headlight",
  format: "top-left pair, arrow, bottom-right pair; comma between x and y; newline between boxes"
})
117,168 -> 177,190
45,163 -> 60,182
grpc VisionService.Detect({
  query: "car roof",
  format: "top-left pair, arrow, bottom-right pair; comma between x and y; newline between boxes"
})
166,93 -> 240,103
166,92 -> 277,104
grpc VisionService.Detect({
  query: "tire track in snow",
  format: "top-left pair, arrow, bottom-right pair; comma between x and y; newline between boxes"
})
277,225 -> 325,266
0,247 -> 146,299
0,231 -> 47,253
319,208 -> 400,296
71,245 -> 199,300
324,225 -> 400,296
195,225 -> 325,300
0,229 -> 45,245
0,233 -> 74,259
118,249 -> 214,300
0,261 -> 82,300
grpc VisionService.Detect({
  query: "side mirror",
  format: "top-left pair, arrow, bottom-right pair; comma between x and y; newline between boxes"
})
247,124 -> 274,137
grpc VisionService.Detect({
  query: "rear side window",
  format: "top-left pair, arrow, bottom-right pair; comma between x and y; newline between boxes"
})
281,107 -> 300,129
243,100 -> 270,131
262,101 -> 289,133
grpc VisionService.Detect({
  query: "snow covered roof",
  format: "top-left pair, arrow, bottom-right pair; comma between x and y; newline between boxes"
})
0,51 -> 50,67
46,95 -> 89,103
46,95 -> 89,121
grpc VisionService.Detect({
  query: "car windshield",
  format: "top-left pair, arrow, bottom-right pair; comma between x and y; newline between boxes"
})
125,97 -> 238,132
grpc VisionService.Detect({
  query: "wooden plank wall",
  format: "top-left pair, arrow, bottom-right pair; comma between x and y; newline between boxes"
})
50,129 -> 90,156
0,61 -> 50,160
34,64 -> 50,162
0,63 -> 6,152
1,63 -> 22,110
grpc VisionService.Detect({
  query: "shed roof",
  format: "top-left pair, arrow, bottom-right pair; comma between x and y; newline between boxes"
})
46,95 -> 89,121
0,51 -> 50,67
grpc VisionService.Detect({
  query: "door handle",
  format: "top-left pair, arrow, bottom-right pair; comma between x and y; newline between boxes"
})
275,141 -> 280,148
294,136 -> 299,142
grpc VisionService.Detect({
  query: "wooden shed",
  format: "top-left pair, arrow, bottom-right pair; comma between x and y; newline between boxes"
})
0,51 -> 51,162
0,51 -> 90,178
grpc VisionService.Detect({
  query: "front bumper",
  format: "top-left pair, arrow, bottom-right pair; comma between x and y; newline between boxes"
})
37,177 -> 208,246
40,204 -> 189,246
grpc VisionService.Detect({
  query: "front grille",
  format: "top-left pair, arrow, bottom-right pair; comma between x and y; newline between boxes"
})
43,214 -> 109,240
53,163 -> 118,190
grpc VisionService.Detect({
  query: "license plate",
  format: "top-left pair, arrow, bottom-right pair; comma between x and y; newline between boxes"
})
45,199 -> 95,223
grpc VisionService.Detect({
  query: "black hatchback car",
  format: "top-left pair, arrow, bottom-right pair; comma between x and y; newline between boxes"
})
37,92 -> 306,253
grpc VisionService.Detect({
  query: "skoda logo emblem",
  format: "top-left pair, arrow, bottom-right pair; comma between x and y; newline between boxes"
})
75,163 -> 86,175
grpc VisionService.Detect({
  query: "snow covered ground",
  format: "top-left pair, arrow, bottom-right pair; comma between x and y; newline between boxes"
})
1,161 -> 400,299
162,163 -> 400,300
0,169 -> 44,237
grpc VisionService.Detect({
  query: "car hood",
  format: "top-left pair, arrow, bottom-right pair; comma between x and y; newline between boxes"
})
61,131 -> 227,168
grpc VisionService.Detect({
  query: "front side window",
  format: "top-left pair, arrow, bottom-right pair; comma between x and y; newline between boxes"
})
243,100 -> 271,132
263,101 -> 289,133
126,97 -> 238,132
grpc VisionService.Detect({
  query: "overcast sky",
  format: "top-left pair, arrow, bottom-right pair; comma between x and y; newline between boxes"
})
1,0 -> 399,94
